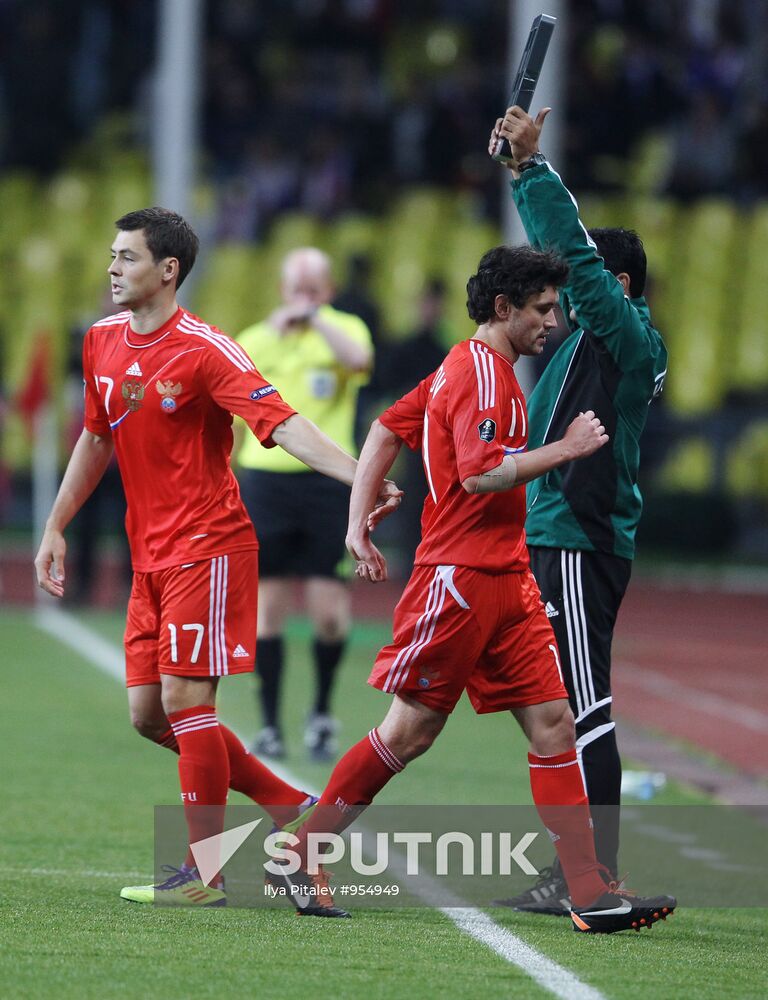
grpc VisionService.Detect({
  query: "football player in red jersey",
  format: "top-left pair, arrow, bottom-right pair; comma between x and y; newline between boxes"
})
273,244 -> 676,933
34,207 -> 398,913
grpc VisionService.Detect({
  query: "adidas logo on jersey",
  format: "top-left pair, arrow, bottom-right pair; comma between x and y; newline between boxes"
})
125,362 -> 143,376
545,602 -> 559,618
232,644 -> 249,658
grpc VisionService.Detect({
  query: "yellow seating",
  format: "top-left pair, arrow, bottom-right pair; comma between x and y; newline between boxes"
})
442,219 -> 502,344
329,214 -> 380,263
268,212 -> 322,258
726,422 -> 768,499
730,205 -> 768,393
190,243 -> 266,336
5,145 -> 768,481
663,200 -> 738,415
655,436 -> 716,494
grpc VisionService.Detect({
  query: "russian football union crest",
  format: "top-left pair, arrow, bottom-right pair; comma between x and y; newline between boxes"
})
156,379 -> 182,412
121,379 -> 145,411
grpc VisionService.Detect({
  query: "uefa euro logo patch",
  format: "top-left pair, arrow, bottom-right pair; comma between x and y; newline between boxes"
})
478,418 -> 497,442
250,385 -> 277,400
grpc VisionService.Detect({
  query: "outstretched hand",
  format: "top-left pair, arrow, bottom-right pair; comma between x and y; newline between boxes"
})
489,106 -> 551,169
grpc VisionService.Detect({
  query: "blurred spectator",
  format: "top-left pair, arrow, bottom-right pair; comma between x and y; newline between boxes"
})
334,252 -> 383,438
381,278 -> 456,568
299,124 -> 353,218
214,135 -> 299,241
334,253 -> 382,348
735,102 -> 768,201
0,6 -> 75,172
665,91 -> 736,200
0,0 -> 765,209
383,277 -> 453,395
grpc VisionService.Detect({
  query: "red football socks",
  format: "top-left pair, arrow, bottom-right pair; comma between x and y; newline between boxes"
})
219,725 -> 307,825
155,722 -> 307,825
528,749 -> 606,907
167,705 -> 230,874
296,728 -> 404,866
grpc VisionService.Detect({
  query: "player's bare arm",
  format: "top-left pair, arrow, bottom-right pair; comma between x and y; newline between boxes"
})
271,413 -> 402,513
272,412 -> 358,483
34,429 -> 114,597
489,106 -> 550,177
463,411 -> 608,495
346,418 -> 404,583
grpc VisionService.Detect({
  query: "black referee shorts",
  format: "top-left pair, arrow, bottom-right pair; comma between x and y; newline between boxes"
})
238,469 -> 351,580
528,546 -> 631,733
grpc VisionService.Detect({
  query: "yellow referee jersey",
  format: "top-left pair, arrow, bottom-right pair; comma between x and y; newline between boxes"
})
236,304 -> 372,472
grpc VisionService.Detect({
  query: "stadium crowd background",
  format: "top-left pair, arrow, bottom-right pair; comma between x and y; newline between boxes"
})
2,0 -> 768,588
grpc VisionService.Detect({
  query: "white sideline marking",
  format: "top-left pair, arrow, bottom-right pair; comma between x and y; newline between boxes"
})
0,866 -> 147,879
37,606 -> 125,681
444,908 -> 605,999
34,606 -> 607,1000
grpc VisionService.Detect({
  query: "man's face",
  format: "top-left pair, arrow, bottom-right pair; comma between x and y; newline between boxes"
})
506,287 -> 559,356
108,229 -> 169,309
281,261 -> 333,310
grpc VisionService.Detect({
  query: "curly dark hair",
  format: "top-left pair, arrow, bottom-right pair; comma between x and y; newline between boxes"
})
466,245 -> 569,324
115,207 -> 200,288
588,227 -> 647,298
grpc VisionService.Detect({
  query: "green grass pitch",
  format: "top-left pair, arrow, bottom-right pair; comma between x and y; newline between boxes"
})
1,608 -> 766,999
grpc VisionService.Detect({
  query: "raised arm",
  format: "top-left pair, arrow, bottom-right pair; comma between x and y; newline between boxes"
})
462,410 -> 607,494
312,308 -> 372,372
268,302 -> 372,371
489,113 -> 544,251
34,429 -> 114,597
491,107 -> 655,368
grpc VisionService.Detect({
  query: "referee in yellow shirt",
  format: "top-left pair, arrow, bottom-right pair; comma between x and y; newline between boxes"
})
236,247 -> 373,761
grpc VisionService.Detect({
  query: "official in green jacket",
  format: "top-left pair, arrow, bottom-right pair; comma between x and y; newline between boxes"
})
489,106 -> 668,913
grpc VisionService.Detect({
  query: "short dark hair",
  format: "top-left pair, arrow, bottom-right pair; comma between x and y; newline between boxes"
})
114,207 -> 199,288
466,245 -> 569,324
588,227 -> 647,298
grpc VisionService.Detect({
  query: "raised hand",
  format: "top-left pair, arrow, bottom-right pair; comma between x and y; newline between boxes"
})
489,106 -> 551,168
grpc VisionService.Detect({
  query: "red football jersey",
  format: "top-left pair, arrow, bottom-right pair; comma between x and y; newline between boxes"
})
83,307 -> 297,571
379,338 -> 530,572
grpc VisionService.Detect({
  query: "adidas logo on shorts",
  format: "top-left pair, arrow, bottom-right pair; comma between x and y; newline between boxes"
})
125,361 -> 143,376
545,602 -> 559,618
232,644 -> 249,658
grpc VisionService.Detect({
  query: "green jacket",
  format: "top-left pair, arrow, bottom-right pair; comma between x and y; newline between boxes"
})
511,163 -> 667,559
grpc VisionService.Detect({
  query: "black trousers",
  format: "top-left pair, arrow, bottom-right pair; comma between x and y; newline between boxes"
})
529,545 -> 632,877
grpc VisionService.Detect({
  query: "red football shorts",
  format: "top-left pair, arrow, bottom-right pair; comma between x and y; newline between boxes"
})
124,550 -> 258,686
369,564 -> 567,714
